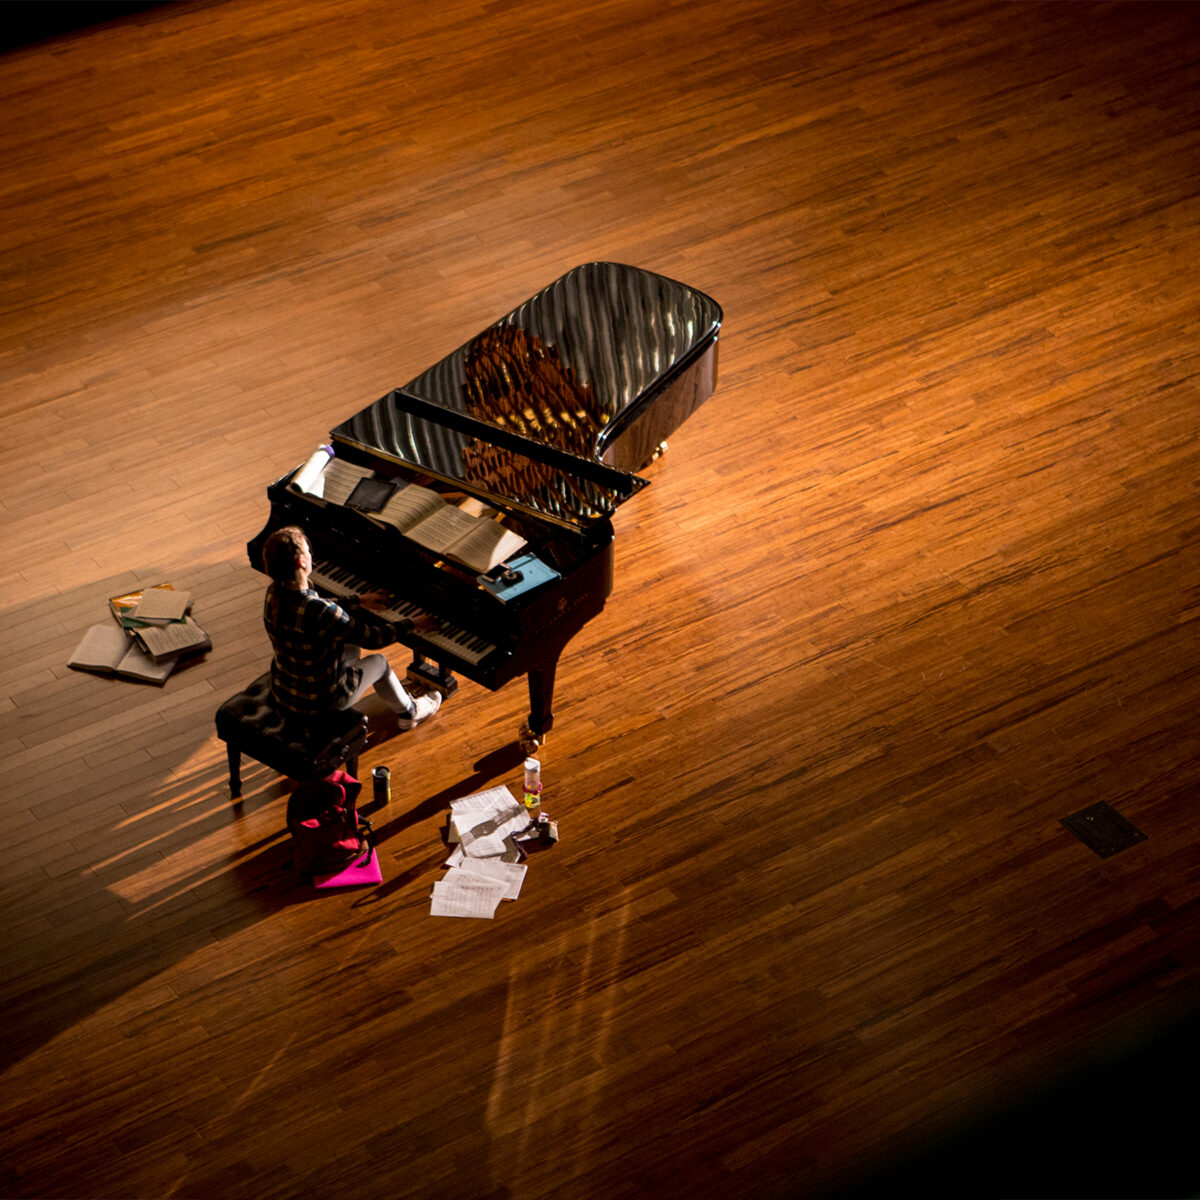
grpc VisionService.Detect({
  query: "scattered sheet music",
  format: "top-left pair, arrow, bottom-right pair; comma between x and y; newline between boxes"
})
432,785 -> 532,918
431,861 -> 527,918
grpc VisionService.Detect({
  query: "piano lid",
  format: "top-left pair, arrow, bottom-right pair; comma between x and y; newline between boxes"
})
331,386 -> 649,532
330,262 -> 722,531
398,261 -> 722,463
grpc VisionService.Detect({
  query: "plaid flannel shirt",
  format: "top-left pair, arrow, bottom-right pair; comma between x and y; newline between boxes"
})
264,585 -> 396,718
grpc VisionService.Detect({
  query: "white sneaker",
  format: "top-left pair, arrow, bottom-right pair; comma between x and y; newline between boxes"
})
396,690 -> 442,730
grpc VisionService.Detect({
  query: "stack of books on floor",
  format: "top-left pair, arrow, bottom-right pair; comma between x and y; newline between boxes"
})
67,583 -> 212,685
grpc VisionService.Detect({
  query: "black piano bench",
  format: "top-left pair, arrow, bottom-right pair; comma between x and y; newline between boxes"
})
214,673 -> 369,799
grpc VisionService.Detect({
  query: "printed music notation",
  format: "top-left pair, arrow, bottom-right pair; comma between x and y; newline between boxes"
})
290,448 -> 528,573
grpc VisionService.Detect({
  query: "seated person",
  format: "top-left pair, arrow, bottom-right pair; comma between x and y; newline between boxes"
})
261,525 -> 440,729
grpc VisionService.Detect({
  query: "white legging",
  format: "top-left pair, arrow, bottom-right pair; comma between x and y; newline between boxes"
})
339,646 -> 415,717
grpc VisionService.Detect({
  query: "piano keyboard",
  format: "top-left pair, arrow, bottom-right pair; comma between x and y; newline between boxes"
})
310,559 -> 497,667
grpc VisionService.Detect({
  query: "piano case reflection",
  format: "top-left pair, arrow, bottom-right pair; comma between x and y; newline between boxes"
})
248,261 -> 722,752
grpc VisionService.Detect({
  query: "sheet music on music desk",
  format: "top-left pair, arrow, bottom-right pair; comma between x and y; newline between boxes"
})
319,458 -> 373,507
371,482 -> 447,533
403,504 -> 527,573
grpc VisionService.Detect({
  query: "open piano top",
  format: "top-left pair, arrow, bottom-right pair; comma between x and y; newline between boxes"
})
249,261 -> 722,749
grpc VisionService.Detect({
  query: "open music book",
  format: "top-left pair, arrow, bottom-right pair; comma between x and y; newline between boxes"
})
369,480 -> 448,530
132,615 -> 212,662
68,623 -> 177,684
291,449 -> 527,573
356,475 -> 527,573
400,503 -> 527,573
288,448 -> 372,506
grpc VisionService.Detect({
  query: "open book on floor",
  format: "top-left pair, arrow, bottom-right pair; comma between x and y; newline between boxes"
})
131,615 -> 212,662
68,623 -> 177,684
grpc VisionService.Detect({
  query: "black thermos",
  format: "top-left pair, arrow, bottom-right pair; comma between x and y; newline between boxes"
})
372,765 -> 390,806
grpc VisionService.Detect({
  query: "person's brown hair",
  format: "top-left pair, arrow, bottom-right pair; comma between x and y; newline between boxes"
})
262,526 -> 309,585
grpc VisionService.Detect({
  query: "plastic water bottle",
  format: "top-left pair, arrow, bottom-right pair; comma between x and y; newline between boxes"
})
524,757 -> 541,792
522,756 -> 542,819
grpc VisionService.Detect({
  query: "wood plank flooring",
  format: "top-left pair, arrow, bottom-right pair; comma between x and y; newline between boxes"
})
2,1 -> 1199,1197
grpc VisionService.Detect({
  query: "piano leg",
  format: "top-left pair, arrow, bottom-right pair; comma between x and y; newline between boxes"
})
521,661 -> 558,754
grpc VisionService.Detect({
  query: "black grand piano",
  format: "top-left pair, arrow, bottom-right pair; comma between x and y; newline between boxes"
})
248,262 -> 722,752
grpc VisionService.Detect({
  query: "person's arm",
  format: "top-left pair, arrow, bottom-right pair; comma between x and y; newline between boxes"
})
345,604 -> 401,648
358,590 -> 438,636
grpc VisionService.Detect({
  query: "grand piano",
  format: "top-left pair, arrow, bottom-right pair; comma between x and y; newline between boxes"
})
248,262 -> 722,752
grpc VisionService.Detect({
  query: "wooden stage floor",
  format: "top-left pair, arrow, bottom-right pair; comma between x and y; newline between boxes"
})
2,2 -> 1199,1197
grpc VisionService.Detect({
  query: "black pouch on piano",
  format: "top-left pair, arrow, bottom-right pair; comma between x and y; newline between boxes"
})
346,476 -> 398,513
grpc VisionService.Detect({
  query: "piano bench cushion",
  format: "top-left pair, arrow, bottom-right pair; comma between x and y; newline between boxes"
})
215,673 -> 369,782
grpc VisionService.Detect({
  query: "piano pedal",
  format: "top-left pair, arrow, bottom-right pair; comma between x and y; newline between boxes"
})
407,659 -> 458,697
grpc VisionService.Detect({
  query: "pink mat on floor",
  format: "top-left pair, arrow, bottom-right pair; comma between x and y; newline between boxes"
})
314,847 -> 382,889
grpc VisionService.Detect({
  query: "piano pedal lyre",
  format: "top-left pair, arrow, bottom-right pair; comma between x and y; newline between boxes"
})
406,654 -> 458,697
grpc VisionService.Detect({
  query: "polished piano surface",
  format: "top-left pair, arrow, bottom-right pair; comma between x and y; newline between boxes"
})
248,261 -> 722,750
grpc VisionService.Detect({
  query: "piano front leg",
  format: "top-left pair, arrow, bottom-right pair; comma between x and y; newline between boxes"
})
521,659 -> 558,754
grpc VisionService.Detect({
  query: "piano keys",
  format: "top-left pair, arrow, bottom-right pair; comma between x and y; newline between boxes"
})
307,557 -> 496,667
247,262 -> 722,751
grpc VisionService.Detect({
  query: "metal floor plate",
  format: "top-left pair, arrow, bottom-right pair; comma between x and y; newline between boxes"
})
1061,802 -> 1148,858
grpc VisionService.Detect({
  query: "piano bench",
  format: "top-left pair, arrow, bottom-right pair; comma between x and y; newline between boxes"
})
214,673 -> 369,799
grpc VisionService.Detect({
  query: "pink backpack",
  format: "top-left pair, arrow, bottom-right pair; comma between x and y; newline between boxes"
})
286,771 -> 372,876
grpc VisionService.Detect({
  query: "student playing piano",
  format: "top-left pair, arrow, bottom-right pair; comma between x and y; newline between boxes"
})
261,525 -> 441,729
